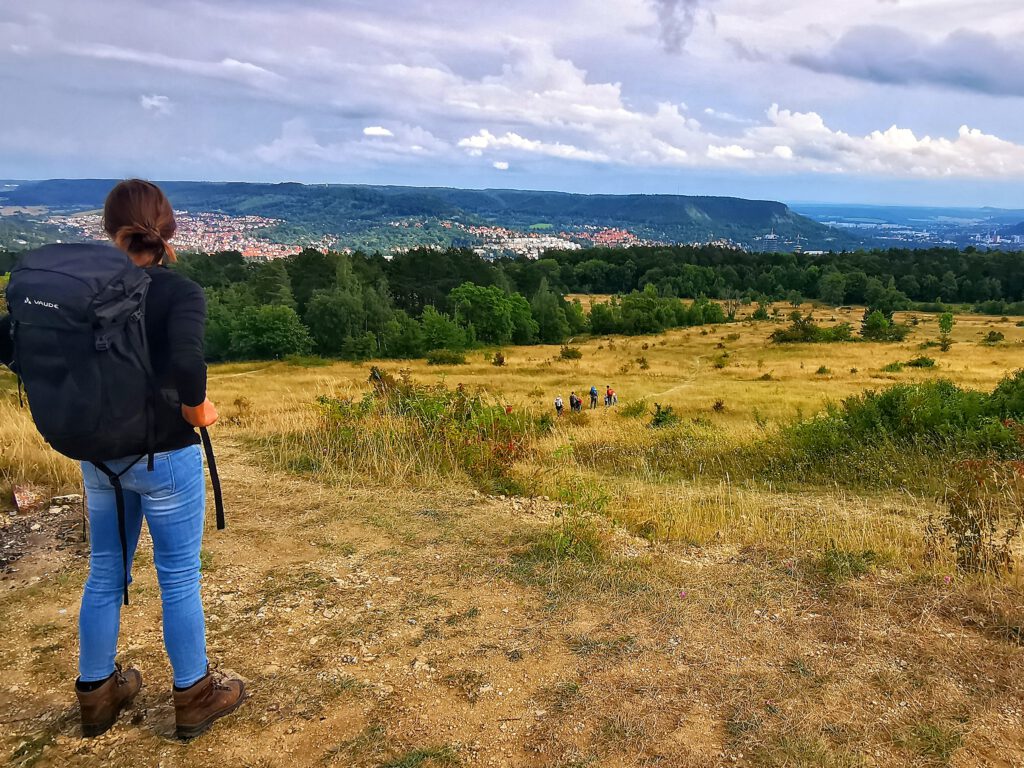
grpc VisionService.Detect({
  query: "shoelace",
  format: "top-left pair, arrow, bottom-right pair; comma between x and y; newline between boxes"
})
207,664 -> 234,692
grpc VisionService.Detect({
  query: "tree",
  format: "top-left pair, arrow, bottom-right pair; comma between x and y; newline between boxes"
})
286,249 -> 339,313
204,283 -> 257,361
305,288 -> 363,356
940,271 -> 959,302
564,298 -> 589,335
509,292 -> 539,344
421,306 -> 468,350
939,312 -> 956,352
449,282 -> 515,345
589,300 -> 620,334
860,309 -> 909,341
251,260 -> 296,308
230,305 -> 312,359
530,279 -> 569,343
381,310 -> 425,358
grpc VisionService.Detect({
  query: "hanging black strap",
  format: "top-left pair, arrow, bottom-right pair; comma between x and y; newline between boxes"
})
199,427 -> 225,531
93,456 -> 145,607
16,376 -> 24,408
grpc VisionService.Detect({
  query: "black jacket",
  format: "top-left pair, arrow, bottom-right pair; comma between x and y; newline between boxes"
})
1,264 -> 208,453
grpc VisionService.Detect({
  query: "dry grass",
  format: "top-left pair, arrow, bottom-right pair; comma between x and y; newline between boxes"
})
0,393 -> 79,500
2,307 -> 1023,767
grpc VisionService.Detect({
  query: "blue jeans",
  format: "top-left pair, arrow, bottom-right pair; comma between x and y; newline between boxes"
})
79,445 -> 208,688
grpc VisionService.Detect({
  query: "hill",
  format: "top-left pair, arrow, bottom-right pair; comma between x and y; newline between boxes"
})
2,310 -> 1023,766
0,179 -> 861,251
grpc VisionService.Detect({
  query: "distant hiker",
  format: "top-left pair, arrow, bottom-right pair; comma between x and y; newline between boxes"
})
610,387 -> 618,406
605,385 -> 612,407
0,180 -> 245,740
554,395 -> 564,415
569,392 -> 582,413
590,386 -> 599,409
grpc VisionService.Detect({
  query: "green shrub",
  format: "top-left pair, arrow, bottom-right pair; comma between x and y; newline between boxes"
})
619,399 -> 649,419
820,542 -> 876,584
265,368 -> 546,493
492,351 -> 506,367
815,365 -> 830,375
780,373 -> 1024,463
770,311 -> 853,344
939,312 -> 956,352
861,309 -> 911,341
650,403 -> 681,429
905,356 -> 936,368
559,345 -> 583,360
882,362 -> 904,373
982,330 -> 1005,345
426,349 -> 467,366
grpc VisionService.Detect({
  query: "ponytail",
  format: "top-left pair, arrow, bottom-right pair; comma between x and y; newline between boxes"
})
103,180 -> 177,264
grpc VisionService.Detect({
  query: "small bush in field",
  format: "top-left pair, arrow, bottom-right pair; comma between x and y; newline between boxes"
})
882,361 -> 904,373
757,372 -> 774,381
426,349 -> 467,366
905,356 -> 936,368
712,399 -> 726,413
619,399 -> 649,419
649,403 -> 681,428
636,356 -> 650,370
492,351 -> 506,367
982,330 -> 1005,345
770,311 -> 853,344
927,460 -> 1024,576
815,365 -> 830,375
559,345 -> 583,360
850,367 -> 859,374
820,542 -> 876,584
288,368 -> 547,494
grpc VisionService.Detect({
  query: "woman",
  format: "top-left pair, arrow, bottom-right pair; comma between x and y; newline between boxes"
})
0,180 -> 245,739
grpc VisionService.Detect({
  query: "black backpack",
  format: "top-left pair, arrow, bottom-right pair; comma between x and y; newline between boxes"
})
6,243 -> 224,603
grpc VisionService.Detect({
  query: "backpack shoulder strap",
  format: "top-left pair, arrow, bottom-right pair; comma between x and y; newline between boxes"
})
199,427 -> 225,531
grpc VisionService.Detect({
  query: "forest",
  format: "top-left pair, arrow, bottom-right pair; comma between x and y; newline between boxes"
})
3,243 -> 1024,361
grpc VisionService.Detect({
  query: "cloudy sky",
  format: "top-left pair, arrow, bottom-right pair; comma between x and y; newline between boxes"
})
2,0 -> 1023,205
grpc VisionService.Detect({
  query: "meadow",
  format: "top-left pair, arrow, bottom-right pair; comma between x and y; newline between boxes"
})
2,305 -> 1023,767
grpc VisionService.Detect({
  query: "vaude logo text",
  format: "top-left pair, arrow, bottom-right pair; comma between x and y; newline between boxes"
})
24,296 -> 60,310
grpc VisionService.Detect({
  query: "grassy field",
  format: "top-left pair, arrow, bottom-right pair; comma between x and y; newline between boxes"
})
1,306 -> 1023,767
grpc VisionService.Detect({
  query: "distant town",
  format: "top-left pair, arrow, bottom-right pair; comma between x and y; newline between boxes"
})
32,210 -> 752,260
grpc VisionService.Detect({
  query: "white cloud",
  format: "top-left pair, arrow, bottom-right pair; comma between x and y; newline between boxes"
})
139,94 -> 172,116
493,160 -> 509,170
458,128 -> 608,163
363,126 -> 394,137
66,43 -> 284,89
707,144 -> 756,160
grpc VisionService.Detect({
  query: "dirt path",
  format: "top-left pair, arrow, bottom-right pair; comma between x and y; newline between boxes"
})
2,441 -> 1023,767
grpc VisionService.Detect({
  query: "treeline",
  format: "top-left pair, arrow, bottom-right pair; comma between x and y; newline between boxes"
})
4,242 -> 1024,361
174,249 -> 727,361
531,244 -> 1024,312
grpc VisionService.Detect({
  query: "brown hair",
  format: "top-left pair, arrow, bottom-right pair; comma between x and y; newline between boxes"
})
102,179 -> 178,265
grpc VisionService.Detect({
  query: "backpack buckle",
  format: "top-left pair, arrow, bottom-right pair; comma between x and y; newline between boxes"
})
95,335 -> 111,351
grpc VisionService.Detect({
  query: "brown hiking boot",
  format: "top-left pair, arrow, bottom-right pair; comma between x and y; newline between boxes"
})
76,665 -> 142,737
173,668 -> 246,740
